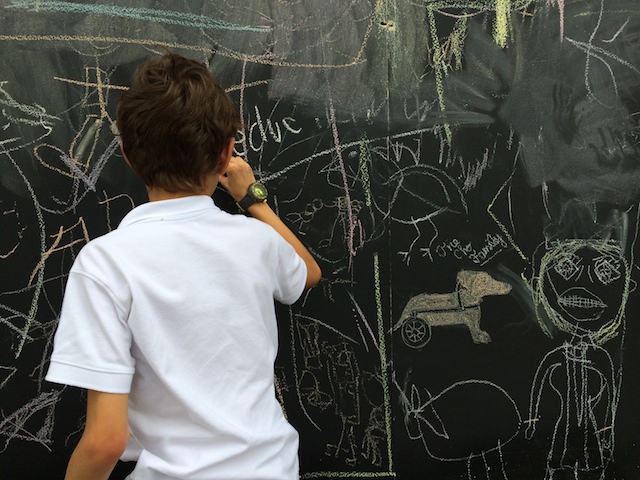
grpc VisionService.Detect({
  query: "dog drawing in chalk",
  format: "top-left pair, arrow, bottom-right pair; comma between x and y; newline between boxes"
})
394,270 -> 512,349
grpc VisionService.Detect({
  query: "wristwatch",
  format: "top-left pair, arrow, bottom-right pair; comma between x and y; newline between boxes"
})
236,181 -> 268,212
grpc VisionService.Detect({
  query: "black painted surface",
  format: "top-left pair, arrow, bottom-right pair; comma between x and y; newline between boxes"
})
1,2 -> 639,479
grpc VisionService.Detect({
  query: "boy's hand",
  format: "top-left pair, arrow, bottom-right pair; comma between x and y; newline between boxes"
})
218,156 -> 256,201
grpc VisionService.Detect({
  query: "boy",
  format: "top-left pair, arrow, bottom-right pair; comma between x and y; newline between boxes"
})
46,52 -> 322,480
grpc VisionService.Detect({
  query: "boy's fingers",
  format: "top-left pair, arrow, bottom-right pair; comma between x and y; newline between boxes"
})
217,157 -> 256,200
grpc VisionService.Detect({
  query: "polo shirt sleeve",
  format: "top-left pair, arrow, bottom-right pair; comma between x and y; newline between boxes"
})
273,236 -> 307,306
46,269 -> 135,394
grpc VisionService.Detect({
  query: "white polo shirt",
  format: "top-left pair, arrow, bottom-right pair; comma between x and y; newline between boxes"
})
46,195 -> 307,480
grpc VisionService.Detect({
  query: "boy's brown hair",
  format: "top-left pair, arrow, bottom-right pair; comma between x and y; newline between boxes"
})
116,52 -> 242,192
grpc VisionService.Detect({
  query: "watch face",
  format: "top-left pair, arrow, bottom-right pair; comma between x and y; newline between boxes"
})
250,182 -> 268,201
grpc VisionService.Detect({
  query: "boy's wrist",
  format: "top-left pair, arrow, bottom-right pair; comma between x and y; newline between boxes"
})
236,181 -> 268,212
246,200 -> 270,216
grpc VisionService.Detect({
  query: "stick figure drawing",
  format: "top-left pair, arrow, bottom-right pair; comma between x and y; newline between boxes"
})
527,238 -> 630,480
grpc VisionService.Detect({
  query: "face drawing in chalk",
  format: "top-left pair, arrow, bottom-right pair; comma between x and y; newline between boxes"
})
394,270 -> 512,349
527,239 -> 630,480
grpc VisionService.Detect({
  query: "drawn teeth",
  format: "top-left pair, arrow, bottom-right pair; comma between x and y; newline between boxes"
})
558,296 -> 606,309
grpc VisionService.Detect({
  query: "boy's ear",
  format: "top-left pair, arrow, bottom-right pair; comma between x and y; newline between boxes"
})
218,137 -> 235,172
120,141 -> 132,167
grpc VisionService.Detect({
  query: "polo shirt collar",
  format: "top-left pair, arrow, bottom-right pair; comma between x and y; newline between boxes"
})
119,195 -> 218,228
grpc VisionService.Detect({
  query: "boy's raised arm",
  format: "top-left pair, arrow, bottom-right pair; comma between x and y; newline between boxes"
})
218,156 -> 321,289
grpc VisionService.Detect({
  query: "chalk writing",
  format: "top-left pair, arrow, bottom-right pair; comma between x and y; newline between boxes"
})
240,104 -> 302,153
434,233 -> 509,265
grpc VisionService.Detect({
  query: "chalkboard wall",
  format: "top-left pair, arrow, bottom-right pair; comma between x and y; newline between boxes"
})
2,1 -> 640,479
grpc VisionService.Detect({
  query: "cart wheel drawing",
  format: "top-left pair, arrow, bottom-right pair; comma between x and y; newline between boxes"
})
401,315 -> 431,349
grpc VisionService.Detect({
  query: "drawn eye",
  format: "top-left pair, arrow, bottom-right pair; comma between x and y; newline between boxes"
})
593,255 -> 622,285
552,253 -> 583,281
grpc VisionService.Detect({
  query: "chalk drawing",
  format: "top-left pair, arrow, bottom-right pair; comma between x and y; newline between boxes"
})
2,1 -> 639,477
6,1 -> 271,33
397,376 -> 522,480
0,81 -> 60,153
0,390 -> 61,451
393,270 -> 512,349
527,238 -> 630,479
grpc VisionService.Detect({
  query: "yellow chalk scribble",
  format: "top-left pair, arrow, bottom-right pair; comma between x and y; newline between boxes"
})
29,218 -> 91,285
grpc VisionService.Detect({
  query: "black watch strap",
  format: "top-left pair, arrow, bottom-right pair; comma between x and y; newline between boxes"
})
237,194 -> 257,212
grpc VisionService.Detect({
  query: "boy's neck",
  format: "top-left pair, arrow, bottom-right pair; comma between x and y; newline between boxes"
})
147,174 -> 218,202
147,189 -> 206,202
